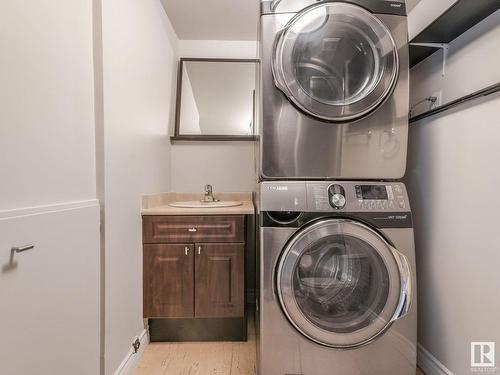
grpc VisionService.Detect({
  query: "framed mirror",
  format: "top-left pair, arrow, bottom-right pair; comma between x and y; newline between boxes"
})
172,58 -> 259,141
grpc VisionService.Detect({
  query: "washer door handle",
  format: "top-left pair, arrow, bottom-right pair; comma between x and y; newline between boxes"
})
390,246 -> 413,321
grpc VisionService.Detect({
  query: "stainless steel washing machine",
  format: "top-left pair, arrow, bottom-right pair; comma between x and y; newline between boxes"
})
258,0 -> 410,179
257,181 -> 417,375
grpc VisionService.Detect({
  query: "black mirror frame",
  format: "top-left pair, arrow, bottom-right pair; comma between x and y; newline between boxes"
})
171,57 -> 260,142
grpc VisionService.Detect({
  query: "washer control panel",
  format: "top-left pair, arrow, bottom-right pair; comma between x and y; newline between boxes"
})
259,181 -> 410,213
354,184 -> 407,210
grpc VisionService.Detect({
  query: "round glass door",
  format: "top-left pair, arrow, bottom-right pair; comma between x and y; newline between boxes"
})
273,2 -> 399,122
276,219 -> 403,348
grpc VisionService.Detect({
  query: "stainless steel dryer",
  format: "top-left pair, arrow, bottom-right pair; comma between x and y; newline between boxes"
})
259,0 -> 410,179
257,181 -> 417,375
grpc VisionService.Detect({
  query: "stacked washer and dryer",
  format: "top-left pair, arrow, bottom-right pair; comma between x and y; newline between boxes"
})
256,1 -> 417,374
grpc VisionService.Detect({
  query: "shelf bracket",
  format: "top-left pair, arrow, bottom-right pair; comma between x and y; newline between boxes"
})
409,43 -> 449,76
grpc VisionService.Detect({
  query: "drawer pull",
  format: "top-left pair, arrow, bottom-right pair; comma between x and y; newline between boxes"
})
185,247 -> 190,256
12,244 -> 34,253
188,228 -> 197,232
198,246 -> 202,255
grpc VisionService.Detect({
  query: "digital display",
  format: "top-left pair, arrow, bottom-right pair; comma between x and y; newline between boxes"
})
360,185 -> 388,200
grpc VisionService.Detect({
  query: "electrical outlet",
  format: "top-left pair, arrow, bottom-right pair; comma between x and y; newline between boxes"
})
132,338 -> 140,354
409,89 -> 444,118
430,90 -> 442,108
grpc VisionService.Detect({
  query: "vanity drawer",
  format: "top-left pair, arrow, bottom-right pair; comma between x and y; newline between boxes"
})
143,215 -> 245,244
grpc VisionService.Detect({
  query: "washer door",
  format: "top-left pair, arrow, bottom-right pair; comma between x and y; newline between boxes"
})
273,2 -> 399,122
276,219 -> 411,349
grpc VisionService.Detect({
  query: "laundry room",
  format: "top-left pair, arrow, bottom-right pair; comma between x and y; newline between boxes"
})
1,1 -> 499,375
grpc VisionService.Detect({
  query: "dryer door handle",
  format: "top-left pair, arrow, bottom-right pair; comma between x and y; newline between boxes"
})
390,246 -> 413,321
271,29 -> 287,93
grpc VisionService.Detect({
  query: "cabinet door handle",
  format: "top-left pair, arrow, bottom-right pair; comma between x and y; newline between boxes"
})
185,246 -> 190,256
12,244 -> 35,253
188,228 -> 197,232
198,246 -> 202,255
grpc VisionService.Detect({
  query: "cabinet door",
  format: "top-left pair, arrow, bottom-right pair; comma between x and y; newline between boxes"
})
195,243 -> 244,318
143,244 -> 194,318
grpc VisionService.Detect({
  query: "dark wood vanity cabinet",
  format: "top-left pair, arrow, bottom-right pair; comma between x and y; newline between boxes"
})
143,215 -> 246,340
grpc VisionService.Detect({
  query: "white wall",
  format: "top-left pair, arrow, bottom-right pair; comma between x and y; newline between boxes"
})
406,9 -> 500,375
171,40 -> 258,193
100,0 -> 178,373
170,142 -> 257,192
0,1 -> 100,374
0,0 -> 97,210
179,40 -> 258,59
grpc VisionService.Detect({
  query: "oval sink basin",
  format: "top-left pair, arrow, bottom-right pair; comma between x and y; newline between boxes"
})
168,201 -> 243,208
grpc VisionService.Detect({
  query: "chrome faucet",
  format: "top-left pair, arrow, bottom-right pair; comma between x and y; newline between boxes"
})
201,184 -> 219,202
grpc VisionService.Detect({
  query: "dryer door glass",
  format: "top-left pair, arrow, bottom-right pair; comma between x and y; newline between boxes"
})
277,219 -> 403,348
273,2 -> 399,122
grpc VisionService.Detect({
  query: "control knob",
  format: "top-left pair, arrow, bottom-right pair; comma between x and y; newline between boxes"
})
331,193 -> 346,209
328,184 -> 346,209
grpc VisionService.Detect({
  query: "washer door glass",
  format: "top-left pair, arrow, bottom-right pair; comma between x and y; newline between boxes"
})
277,219 -> 402,348
273,2 -> 399,122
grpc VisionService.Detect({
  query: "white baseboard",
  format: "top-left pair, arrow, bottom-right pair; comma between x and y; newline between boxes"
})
418,343 -> 454,375
113,329 -> 149,375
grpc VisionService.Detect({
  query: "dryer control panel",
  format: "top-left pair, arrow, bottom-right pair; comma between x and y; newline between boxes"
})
260,181 -> 410,213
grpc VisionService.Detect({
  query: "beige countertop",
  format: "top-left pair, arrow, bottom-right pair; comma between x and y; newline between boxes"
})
141,192 -> 254,216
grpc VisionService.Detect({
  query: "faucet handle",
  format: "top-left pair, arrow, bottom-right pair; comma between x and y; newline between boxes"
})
201,184 -> 218,202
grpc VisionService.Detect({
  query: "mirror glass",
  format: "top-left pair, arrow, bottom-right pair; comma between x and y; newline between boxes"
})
175,59 -> 258,138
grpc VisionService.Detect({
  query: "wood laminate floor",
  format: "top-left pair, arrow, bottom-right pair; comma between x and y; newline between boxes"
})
132,316 -> 256,375
133,315 -> 425,375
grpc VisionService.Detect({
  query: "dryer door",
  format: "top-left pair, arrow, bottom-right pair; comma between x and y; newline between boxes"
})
273,2 -> 399,122
276,218 -> 411,349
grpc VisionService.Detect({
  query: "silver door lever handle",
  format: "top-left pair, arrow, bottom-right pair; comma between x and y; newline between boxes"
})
12,244 -> 34,253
